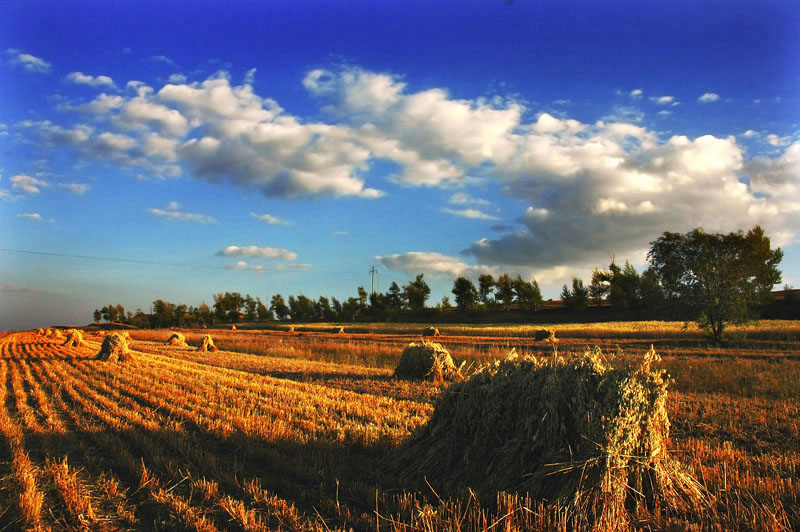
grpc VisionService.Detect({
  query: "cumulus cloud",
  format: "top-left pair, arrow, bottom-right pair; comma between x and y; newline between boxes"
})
217,245 -> 297,261
5,48 -> 51,73
651,95 -> 675,105
17,212 -> 42,221
11,175 -> 49,195
629,89 -> 643,99
59,183 -> 90,195
448,192 -> 489,206
376,251 -> 493,278
65,72 -> 116,88
168,73 -> 187,84
698,92 -> 719,103
148,202 -> 216,223
442,207 -> 499,220
250,212 -> 291,225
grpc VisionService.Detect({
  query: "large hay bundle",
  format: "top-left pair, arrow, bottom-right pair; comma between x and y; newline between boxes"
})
166,332 -> 187,347
95,333 -> 132,362
197,335 -> 218,352
394,342 -> 462,382
422,326 -> 440,337
47,328 -> 64,340
336,327 -> 345,335
62,329 -> 85,348
534,328 -> 557,342
35,328 -> 45,336
392,348 -> 706,530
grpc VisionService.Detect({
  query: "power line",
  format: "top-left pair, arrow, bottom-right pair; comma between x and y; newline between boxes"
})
0,248 -> 363,275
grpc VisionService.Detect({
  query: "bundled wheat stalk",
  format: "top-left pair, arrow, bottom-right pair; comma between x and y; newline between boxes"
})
47,328 -> 64,340
394,342 -> 462,382
95,332 -> 132,362
62,329 -> 85,348
392,347 -> 707,530
197,335 -> 218,352
166,332 -> 188,347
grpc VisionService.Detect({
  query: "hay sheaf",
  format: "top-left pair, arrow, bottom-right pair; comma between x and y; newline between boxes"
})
46,328 -> 64,340
62,329 -> 85,348
166,332 -> 188,347
95,333 -> 132,362
394,342 -> 462,382
422,326 -> 441,337
392,348 -> 706,530
197,335 -> 218,352
534,328 -> 558,343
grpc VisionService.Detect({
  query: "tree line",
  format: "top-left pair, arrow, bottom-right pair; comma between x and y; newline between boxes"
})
94,226 -> 783,343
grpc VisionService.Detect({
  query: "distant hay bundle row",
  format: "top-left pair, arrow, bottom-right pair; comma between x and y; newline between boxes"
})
95,332 -> 132,362
392,348 -> 706,529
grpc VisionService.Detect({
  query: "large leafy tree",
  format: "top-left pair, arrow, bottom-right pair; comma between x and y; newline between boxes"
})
561,277 -> 589,312
451,276 -> 479,310
648,225 -> 782,343
513,274 -> 544,312
403,274 -> 431,312
478,274 -> 495,306
270,294 -> 290,321
495,273 -> 515,310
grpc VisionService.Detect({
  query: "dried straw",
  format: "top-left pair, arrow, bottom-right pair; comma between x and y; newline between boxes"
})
197,334 -> 218,352
534,329 -> 557,342
166,332 -> 188,347
95,332 -> 132,362
394,342 -> 462,382
62,329 -> 85,348
422,326 -> 441,337
392,347 -> 707,530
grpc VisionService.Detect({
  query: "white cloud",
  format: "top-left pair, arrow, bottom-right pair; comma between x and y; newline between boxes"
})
250,212 -> 291,225
217,245 -> 297,261
17,212 -> 42,221
150,54 -> 175,65
10,175 -> 48,195
629,89 -> 643,99
377,251 -> 493,278
17,120 -> 92,146
448,192 -> 489,206
59,183 -> 89,195
698,92 -> 719,103
442,207 -> 498,220
168,73 -> 187,84
767,134 -> 791,147
651,95 -> 675,105
742,129 -> 759,138
5,48 -> 51,73
65,72 -> 116,88
148,202 -> 216,223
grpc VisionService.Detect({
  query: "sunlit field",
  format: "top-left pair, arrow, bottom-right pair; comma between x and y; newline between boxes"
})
1,321 -> 798,531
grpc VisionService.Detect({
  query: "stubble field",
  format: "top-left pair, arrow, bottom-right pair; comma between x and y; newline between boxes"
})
0,321 -> 798,531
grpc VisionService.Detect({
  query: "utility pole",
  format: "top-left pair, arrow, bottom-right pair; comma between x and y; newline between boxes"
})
369,265 -> 378,295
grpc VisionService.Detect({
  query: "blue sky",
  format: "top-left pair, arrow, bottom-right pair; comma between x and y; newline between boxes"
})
1,0 -> 799,329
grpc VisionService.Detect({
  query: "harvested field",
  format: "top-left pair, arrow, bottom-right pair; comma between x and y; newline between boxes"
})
0,321 -> 798,531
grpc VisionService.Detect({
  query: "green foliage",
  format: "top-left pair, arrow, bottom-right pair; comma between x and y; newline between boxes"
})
403,274 -> 431,312
512,274 -> 543,312
648,225 -> 783,343
451,276 -> 479,310
270,294 -> 290,321
561,277 -> 589,312
478,274 -> 495,305
495,273 -> 515,310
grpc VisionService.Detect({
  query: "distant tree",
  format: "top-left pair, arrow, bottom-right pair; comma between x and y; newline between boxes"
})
403,274 -> 431,312
93,309 -> 102,323
440,296 -> 453,310
495,273 -> 515,310
512,274 -> 543,312
648,225 -> 783,343
115,304 -> 125,323
590,260 -> 641,310
478,274 -> 495,306
256,297 -> 271,321
198,302 -> 214,325
451,276 -> 479,310
368,291 -> 387,318
341,297 -> 361,321
288,295 -> 315,321
385,282 -> 404,310
357,286 -> 369,315
270,294 -> 290,321
561,277 -> 589,312
244,295 -> 258,322
330,297 -> 343,318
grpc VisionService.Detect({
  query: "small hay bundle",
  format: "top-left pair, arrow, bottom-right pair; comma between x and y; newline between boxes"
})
95,333 -> 132,362
394,342 -> 461,382
62,329 -> 85,348
392,348 -> 706,530
336,326 -> 345,335
35,328 -> 45,336
197,334 -> 218,352
166,332 -> 188,347
47,328 -> 64,340
422,326 -> 440,337
534,328 -> 557,342
287,326 -> 295,334
231,325 -> 237,331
